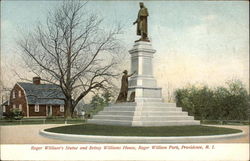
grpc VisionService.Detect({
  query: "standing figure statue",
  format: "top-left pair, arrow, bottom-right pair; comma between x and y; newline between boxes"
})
133,2 -> 149,42
116,70 -> 136,103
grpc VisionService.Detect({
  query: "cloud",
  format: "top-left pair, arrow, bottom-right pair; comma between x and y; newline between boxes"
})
202,14 -> 217,22
1,20 -> 14,41
187,24 -> 208,36
1,20 -> 12,30
154,52 -> 249,98
1,20 -> 18,55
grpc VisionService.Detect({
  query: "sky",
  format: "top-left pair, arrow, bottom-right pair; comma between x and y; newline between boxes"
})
1,1 -> 249,100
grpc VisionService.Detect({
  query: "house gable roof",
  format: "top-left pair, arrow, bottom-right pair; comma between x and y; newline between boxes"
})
17,82 -> 65,105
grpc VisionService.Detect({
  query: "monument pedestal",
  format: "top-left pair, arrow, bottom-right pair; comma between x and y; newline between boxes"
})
88,41 -> 200,126
127,41 -> 162,103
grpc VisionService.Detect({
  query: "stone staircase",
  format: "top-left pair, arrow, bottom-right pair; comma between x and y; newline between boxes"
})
88,101 -> 200,127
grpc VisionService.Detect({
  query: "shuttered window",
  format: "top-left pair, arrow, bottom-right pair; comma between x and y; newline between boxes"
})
19,104 -> 22,110
60,105 -> 64,112
35,104 -> 39,112
13,92 -> 15,99
18,91 -> 22,97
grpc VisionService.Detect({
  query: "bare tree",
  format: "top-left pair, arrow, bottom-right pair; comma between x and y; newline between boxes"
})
18,1 -> 123,118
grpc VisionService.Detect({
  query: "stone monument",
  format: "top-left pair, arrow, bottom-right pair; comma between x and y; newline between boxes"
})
88,2 -> 200,126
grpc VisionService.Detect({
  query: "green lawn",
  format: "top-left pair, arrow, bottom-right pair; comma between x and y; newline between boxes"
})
0,119 -> 85,126
45,124 -> 242,136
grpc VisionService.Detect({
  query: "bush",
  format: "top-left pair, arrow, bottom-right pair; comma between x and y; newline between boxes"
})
89,91 -> 113,115
5,108 -> 24,120
84,113 -> 92,119
175,80 -> 249,121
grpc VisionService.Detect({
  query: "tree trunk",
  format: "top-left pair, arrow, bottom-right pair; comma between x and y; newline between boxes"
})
64,99 -> 72,119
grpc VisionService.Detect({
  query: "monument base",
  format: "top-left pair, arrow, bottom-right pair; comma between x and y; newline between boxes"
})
88,102 -> 200,126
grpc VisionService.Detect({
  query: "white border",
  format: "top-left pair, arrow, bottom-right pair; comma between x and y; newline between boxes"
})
39,127 -> 245,143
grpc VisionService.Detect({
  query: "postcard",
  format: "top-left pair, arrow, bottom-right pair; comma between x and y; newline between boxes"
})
0,1 -> 249,160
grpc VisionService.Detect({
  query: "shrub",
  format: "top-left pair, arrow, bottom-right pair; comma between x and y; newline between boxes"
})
84,113 -> 92,119
175,80 -> 249,121
89,91 -> 113,115
5,108 -> 24,120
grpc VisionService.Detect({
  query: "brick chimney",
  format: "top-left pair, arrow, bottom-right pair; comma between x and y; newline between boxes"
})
33,77 -> 41,85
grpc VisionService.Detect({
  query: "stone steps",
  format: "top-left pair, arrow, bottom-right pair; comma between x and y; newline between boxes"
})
87,101 -> 200,127
88,119 -> 200,126
110,102 -> 176,107
98,111 -> 189,116
110,102 -> 136,106
133,98 -> 164,102
93,115 -> 194,121
140,120 -> 200,126
88,119 -> 132,126
103,107 -> 182,112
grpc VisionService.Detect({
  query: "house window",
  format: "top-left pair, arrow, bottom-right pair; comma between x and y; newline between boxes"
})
19,104 -> 22,110
13,92 -> 15,99
18,91 -> 22,97
13,104 -> 16,109
35,104 -> 39,112
3,106 -> 6,112
60,105 -> 64,112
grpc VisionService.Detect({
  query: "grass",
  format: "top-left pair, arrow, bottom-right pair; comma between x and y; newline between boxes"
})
0,118 -> 85,126
45,124 -> 242,136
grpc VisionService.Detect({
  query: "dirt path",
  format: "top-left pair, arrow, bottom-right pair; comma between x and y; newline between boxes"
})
203,125 -> 249,143
0,124 -> 249,144
0,124 -> 88,144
